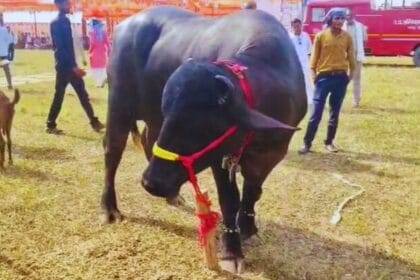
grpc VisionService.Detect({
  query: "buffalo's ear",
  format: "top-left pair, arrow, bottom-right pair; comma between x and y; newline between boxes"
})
238,108 -> 300,131
214,75 -> 234,106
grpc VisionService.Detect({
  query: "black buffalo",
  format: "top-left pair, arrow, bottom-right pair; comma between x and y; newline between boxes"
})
103,6 -> 307,272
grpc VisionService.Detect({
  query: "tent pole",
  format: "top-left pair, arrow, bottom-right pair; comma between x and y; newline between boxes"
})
34,11 -> 38,38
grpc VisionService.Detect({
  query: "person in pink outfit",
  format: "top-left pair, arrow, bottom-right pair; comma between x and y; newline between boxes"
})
88,19 -> 110,87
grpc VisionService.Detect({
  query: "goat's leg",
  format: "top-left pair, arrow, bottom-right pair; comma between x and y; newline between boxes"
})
6,130 -> 12,165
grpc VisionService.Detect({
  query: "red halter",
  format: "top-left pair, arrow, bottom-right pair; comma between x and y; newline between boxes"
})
153,60 -> 255,246
179,61 -> 255,205
184,61 -> 255,245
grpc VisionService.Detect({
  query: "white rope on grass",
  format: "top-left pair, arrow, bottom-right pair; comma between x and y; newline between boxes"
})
330,173 -> 365,225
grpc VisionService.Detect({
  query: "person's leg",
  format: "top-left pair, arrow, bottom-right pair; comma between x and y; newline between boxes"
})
91,69 -> 102,87
352,62 -> 362,107
304,67 -> 314,113
8,44 -> 15,61
2,64 -> 13,89
46,71 -> 69,130
301,76 -> 331,151
325,75 -> 349,147
99,68 -> 107,88
70,74 -> 104,131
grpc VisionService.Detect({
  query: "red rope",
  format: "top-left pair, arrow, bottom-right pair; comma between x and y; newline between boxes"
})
177,61 -> 255,248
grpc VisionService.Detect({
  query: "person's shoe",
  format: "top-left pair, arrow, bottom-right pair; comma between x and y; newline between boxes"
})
91,119 -> 105,132
298,145 -> 311,155
353,103 -> 360,108
7,85 -> 13,90
46,127 -> 64,135
325,143 -> 339,153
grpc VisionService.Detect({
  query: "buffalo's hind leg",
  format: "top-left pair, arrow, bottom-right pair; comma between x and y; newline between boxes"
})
102,112 -> 133,224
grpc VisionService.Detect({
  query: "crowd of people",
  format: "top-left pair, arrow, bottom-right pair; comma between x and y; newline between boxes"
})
245,1 -> 367,154
17,32 -> 52,49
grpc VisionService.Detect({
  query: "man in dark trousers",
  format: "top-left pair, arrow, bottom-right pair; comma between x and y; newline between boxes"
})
299,8 -> 355,154
46,0 -> 104,134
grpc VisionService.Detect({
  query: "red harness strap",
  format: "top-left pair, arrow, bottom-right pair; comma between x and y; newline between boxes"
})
179,60 -> 255,201
215,60 -> 255,158
179,126 -> 239,207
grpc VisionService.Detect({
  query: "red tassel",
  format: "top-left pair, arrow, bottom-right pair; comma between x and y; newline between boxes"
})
197,211 -> 220,247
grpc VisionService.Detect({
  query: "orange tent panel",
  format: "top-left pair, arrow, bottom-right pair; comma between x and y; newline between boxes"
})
0,0 -> 55,11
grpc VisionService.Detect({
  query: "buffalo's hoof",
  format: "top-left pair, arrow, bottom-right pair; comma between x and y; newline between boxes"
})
101,210 -> 124,224
166,195 -> 186,207
242,234 -> 263,247
240,225 -> 258,241
239,216 -> 258,241
219,257 -> 245,274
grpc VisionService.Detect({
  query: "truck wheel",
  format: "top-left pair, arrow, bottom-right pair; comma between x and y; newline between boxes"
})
414,47 -> 420,67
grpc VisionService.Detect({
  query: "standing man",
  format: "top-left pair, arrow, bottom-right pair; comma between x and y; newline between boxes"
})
243,0 -> 257,9
299,8 -> 355,154
289,18 -> 313,110
0,14 -> 13,89
47,0 -> 104,134
344,9 -> 367,108
6,26 -> 16,62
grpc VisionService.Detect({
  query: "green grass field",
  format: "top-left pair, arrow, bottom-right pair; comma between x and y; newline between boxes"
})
0,50 -> 419,280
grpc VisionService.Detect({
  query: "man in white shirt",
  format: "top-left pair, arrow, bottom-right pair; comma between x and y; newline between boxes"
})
289,18 -> 313,108
0,14 -> 13,89
344,9 -> 367,108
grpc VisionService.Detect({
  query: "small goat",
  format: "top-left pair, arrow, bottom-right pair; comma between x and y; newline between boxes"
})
0,89 -> 20,169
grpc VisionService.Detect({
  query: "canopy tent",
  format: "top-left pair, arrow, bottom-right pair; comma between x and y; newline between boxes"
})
71,0 -> 244,34
0,0 -> 243,43
2,0 -> 304,41
0,1 -> 57,38
75,0 -> 243,20
0,0 -> 55,11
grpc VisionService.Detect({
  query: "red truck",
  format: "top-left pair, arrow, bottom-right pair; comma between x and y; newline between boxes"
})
303,0 -> 420,66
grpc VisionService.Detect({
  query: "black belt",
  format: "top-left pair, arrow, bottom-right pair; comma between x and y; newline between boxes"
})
315,70 -> 347,82
318,70 -> 347,77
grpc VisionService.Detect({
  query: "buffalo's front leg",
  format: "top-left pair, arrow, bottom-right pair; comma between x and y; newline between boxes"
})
211,163 -> 244,274
238,179 -> 263,240
238,144 -> 289,240
102,113 -> 132,224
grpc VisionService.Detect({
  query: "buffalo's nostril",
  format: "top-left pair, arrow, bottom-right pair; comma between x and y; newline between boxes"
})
141,177 -> 149,188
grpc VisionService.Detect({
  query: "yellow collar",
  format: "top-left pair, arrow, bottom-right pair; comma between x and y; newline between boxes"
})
152,143 -> 180,161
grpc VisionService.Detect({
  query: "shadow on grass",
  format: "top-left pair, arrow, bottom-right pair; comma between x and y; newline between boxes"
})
0,254 -> 31,278
364,63 -> 414,68
65,132 -> 103,142
0,164 -> 51,182
247,222 -> 419,279
342,106 -> 418,116
346,150 -> 419,166
127,215 -> 197,240
15,145 -> 74,161
286,151 -> 401,179
122,215 -> 419,279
